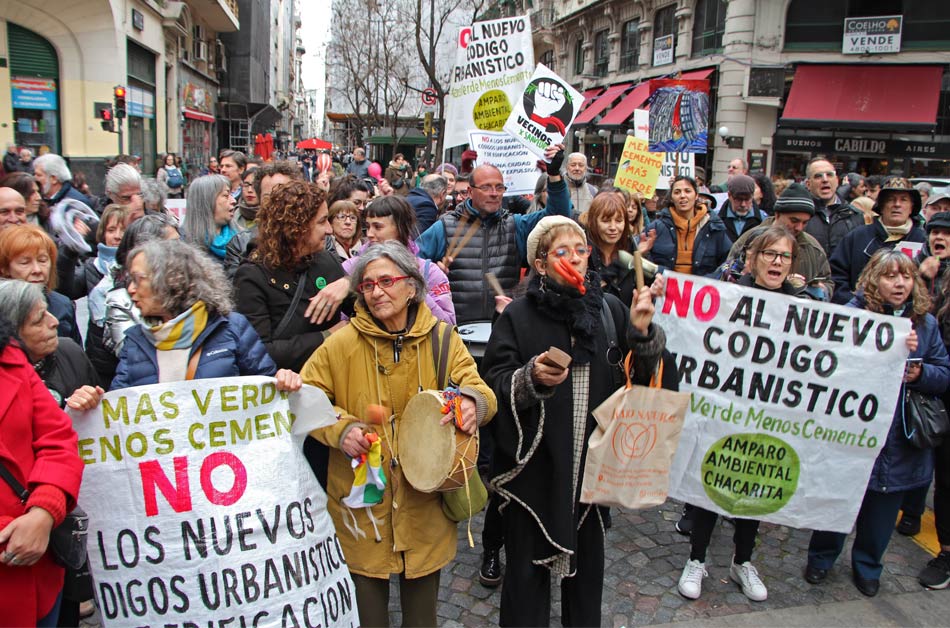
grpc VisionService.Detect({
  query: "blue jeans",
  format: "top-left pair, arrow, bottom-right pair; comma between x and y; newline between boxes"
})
808,488 -> 905,580
36,590 -> 62,627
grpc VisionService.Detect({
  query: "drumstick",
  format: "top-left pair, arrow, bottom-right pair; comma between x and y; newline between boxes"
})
633,251 -> 645,291
447,219 -> 481,260
485,272 -> 505,297
443,213 -> 469,263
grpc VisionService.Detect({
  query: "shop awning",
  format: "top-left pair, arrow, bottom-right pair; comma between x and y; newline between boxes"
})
366,131 -> 428,146
781,64 -> 944,131
599,68 -> 714,127
578,87 -> 604,113
574,83 -> 632,125
183,107 -> 214,123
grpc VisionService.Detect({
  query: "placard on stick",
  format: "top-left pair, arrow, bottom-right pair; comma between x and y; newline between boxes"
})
502,63 -> 583,159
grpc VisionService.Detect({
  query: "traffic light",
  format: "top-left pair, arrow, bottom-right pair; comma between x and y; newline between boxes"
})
97,104 -> 115,132
114,85 -> 127,119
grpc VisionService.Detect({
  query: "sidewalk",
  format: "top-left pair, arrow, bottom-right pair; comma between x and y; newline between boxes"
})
81,499 -> 949,627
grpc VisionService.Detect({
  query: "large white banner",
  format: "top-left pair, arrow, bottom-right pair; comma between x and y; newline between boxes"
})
444,15 -> 534,150
658,273 -> 909,533
469,130 -> 538,196
71,377 -> 359,628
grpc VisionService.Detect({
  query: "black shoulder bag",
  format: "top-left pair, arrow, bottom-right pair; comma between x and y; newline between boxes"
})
903,387 -> 950,449
0,461 -> 88,569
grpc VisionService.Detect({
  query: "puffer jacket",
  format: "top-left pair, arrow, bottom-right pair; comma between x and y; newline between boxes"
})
847,295 -> 950,493
301,302 -> 496,579
830,219 -> 927,304
646,207 -> 733,277
111,312 -> 276,389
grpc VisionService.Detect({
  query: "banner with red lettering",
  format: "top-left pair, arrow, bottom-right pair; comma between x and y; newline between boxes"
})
71,377 -> 359,627
657,273 -> 909,532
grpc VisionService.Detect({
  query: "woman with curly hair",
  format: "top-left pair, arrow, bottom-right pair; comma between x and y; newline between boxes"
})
78,239 -> 300,390
805,248 -> 950,597
233,180 -> 351,371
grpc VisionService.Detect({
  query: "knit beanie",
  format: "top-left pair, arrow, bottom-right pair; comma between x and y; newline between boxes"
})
773,183 -> 816,216
526,216 -> 587,265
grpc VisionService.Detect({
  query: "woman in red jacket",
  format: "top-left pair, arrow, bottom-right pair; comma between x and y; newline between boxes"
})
0,314 -> 84,626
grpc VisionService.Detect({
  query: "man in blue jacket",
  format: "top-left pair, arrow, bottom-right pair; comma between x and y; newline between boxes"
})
417,145 -> 570,324
830,178 -> 926,304
407,174 -> 447,235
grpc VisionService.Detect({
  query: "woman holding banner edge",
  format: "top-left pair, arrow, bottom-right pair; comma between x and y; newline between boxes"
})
675,226 -> 816,602
805,248 -> 950,597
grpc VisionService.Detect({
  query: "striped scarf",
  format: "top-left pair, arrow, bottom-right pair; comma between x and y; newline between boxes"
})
143,301 -> 209,350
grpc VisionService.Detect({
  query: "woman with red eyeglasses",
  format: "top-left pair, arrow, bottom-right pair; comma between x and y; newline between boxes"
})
301,240 -> 495,627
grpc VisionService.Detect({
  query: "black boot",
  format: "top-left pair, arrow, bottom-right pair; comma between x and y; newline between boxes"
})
479,547 -> 503,587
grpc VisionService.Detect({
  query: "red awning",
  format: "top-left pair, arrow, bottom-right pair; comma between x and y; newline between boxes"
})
578,87 -> 604,113
183,107 -> 214,123
574,83 -> 632,125
599,68 -> 714,127
781,64 -> 943,130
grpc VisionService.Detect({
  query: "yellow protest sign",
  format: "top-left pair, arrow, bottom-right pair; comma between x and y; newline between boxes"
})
614,136 -> 664,198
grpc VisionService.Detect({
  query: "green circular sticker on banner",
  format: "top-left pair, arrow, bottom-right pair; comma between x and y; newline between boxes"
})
700,432 -> 800,516
472,90 -> 511,131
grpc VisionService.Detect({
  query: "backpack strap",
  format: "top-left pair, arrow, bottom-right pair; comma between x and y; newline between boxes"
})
430,321 -> 456,389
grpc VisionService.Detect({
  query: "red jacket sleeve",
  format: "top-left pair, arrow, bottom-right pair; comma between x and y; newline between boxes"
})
23,355 -> 84,509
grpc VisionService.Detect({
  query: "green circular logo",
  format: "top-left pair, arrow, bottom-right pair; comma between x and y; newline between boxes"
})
472,90 -> 511,131
700,433 -> 799,516
315,277 -> 327,289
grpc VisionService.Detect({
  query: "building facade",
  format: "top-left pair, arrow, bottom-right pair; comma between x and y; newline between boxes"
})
511,0 -> 949,182
0,0 -> 238,191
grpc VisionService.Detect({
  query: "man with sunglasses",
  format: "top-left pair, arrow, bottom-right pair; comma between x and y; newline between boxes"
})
803,157 -> 864,256
416,145 -> 571,324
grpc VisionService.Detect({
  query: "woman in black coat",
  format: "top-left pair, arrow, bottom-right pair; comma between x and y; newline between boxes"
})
481,215 -> 671,627
233,181 -> 354,488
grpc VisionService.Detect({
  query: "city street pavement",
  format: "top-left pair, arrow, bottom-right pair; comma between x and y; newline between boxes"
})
79,499 -> 950,627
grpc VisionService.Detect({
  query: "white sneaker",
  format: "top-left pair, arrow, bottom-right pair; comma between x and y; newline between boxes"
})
678,559 -> 707,599
730,561 -> 768,601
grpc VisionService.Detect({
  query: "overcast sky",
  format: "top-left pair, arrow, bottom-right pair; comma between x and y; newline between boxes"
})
298,1 -> 331,136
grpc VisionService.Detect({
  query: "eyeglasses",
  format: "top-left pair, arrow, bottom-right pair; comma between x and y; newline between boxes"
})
334,214 -> 358,223
758,249 -> 793,264
357,275 -> 410,294
472,184 -> 507,194
455,188 -> 470,197
128,272 -> 151,286
542,245 -> 591,259
810,171 -> 836,181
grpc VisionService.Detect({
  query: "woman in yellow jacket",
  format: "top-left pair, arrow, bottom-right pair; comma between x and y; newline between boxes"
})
301,241 -> 496,627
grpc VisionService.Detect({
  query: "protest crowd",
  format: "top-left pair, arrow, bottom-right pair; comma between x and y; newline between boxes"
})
2,114 -> 950,627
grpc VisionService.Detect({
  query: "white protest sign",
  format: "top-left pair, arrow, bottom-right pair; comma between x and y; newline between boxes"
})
658,273 -> 909,533
71,377 -> 359,628
633,109 -> 695,190
444,15 -> 534,150
899,241 -> 924,259
502,63 -> 583,160
469,130 -> 538,196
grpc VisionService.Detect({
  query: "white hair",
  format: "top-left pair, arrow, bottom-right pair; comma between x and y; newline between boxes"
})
33,153 -> 71,182
567,152 -> 587,164
105,163 -> 142,196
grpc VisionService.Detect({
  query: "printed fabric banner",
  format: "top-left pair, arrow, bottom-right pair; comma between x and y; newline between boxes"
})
658,273 -> 910,533
613,136 -> 664,199
648,80 -> 710,153
502,63 -> 584,160
71,377 -> 359,628
633,109 -> 695,190
469,130 -> 539,196
444,15 -> 534,150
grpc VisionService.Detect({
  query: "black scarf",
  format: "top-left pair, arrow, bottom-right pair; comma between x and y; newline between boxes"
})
525,271 -> 604,364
